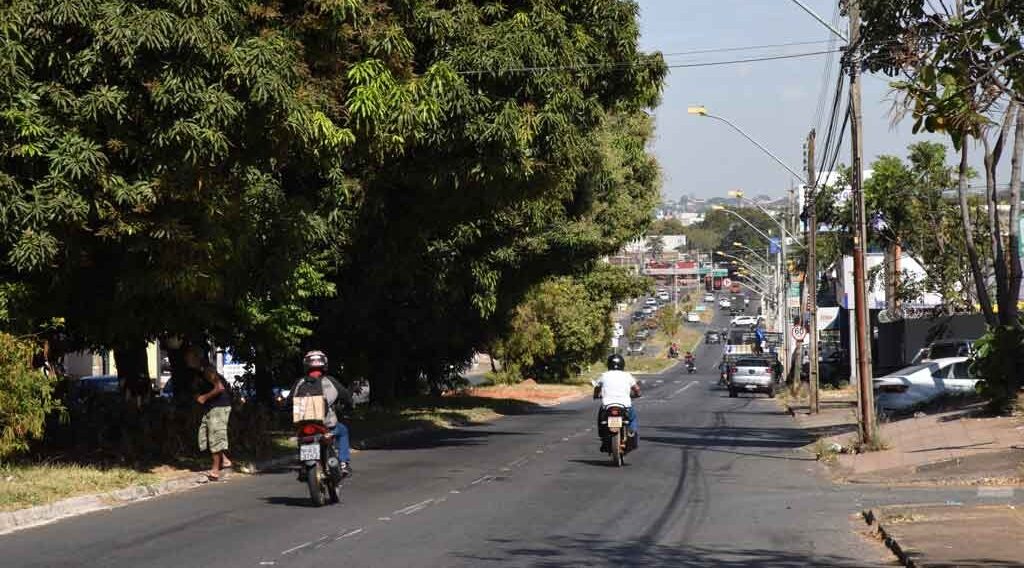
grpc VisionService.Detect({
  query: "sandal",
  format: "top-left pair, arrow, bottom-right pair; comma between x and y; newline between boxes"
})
204,471 -> 221,482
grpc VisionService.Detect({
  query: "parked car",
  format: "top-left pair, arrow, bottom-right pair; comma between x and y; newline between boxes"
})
873,357 -> 979,412
644,297 -> 657,306
731,315 -> 759,327
686,312 -> 700,323
633,329 -> 650,341
626,341 -> 646,356
719,299 -> 731,308
70,375 -> 121,406
727,356 -> 776,398
641,306 -> 655,315
705,330 -> 721,344
910,339 -> 975,365
657,292 -> 670,302
704,294 -> 715,302
631,310 -> 644,321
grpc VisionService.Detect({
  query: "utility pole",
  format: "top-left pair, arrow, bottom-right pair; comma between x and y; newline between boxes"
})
848,0 -> 876,444
806,130 -> 820,414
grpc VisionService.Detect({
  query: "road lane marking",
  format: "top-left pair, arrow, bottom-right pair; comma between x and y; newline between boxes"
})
470,475 -> 494,485
334,528 -> 364,541
507,457 -> 528,468
281,542 -> 312,555
393,499 -> 434,515
668,380 -> 699,399
978,487 -> 1014,498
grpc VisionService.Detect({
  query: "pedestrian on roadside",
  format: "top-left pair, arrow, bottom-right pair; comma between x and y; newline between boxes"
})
196,366 -> 232,482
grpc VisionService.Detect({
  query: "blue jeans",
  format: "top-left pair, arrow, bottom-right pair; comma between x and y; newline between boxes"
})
627,406 -> 639,435
332,422 -> 351,462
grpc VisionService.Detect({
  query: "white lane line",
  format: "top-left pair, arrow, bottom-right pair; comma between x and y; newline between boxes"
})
470,475 -> 494,485
668,380 -> 699,399
508,457 -> 529,468
281,542 -> 312,555
334,528 -> 364,542
259,562 -> 276,566
393,499 -> 434,516
378,516 -> 392,521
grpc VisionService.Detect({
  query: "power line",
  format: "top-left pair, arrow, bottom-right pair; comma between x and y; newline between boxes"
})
456,48 -> 844,75
658,39 -> 835,58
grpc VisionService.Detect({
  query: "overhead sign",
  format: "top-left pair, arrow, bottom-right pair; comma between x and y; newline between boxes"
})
791,325 -> 807,341
769,238 -> 782,255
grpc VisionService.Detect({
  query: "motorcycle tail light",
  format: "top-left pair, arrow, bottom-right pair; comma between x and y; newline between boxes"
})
300,424 -> 320,436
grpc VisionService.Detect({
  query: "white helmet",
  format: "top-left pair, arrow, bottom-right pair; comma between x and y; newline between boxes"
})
302,350 -> 328,371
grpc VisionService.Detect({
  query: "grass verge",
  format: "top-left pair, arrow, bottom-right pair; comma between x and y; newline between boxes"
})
0,463 -> 159,512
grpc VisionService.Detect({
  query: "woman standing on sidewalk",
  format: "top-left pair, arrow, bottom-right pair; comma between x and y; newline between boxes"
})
196,366 -> 232,481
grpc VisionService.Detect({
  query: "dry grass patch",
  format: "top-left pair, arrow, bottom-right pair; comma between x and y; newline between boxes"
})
0,463 -> 160,512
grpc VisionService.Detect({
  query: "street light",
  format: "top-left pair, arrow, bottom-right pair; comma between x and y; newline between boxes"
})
733,241 -> 768,262
727,190 -> 805,248
688,106 -> 807,184
711,205 -> 774,243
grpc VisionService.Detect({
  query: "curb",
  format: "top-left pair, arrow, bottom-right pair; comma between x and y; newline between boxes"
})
862,508 -> 919,568
0,470 -> 214,536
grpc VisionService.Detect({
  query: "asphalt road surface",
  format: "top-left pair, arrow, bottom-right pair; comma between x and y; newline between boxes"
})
3,305 -> 1016,567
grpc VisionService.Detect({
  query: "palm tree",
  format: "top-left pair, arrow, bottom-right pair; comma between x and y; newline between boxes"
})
646,235 -> 665,260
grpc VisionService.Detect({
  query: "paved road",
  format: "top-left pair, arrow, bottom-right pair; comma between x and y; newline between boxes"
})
4,311 -> 1018,567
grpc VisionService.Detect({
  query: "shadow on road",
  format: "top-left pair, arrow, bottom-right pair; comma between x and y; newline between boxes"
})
261,496 -> 320,508
362,428 -> 529,450
567,458 -> 633,468
458,535 -> 883,567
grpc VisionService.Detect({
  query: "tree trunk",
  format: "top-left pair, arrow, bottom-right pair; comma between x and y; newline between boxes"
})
959,143 -> 997,325
1006,107 -> 1023,326
1004,107 -> 1024,404
253,351 -> 273,406
114,340 -> 151,409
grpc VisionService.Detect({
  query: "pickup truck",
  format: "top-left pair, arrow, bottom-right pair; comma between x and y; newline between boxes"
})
727,356 -> 776,398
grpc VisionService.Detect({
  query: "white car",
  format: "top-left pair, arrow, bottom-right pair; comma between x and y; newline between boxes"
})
613,322 -> 624,338
686,312 -> 700,323
704,294 -> 715,302
731,315 -> 759,327
873,357 -> 979,412
657,292 -> 670,301
718,299 -> 731,308
644,297 -> 657,306
641,306 -> 655,315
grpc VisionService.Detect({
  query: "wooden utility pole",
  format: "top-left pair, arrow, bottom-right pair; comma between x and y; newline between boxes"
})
806,129 -> 820,414
848,0 -> 876,444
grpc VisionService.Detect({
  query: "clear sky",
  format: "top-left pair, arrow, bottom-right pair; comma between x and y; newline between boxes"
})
637,0 -> 947,200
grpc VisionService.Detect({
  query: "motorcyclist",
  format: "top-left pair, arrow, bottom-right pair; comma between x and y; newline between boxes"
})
668,342 -> 679,358
292,350 -> 353,477
592,354 -> 641,452
684,351 -> 695,365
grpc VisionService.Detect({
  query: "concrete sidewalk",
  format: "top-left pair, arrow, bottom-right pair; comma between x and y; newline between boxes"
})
786,395 -> 1023,484
786,393 -> 1024,566
866,503 -> 1024,567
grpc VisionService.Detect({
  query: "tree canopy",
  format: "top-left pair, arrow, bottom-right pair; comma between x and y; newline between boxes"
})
0,0 -> 666,404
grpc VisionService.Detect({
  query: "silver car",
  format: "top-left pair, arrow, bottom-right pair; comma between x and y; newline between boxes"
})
728,357 -> 776,398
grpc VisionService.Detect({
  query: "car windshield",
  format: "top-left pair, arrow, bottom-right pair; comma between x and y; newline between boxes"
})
929,343 -> 970,358
734,358 -> 769,367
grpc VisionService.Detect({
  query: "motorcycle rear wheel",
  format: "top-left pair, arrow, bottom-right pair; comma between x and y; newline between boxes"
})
307,464 -> 326,507
611,431 -> 623,467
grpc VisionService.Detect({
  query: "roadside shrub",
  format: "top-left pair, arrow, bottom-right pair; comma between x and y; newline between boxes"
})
969,325 -> 1024,413
0,333 -> 62,461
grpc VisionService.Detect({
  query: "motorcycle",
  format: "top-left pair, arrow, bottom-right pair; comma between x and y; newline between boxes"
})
598,404 -> 635,467
685,359 -> 696,374
296,421 -> 342,506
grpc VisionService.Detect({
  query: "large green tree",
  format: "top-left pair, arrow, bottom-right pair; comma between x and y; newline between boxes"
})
315,2 -> 665,402
861,0 -> 1023,408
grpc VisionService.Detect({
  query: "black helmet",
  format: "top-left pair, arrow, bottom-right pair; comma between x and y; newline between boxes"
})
302,350 -> 328,372
607,353 -> 625,371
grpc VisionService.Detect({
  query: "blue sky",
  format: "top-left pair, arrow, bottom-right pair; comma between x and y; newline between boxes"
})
637,0 -> 946,200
